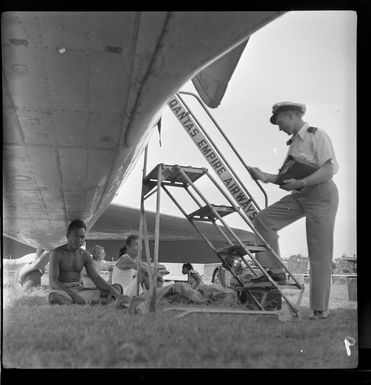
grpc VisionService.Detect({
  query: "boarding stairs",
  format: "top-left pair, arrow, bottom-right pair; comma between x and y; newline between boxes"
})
137,92 -> 304,320
142,162 -> 304,320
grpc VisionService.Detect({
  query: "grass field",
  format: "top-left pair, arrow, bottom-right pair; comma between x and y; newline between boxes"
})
2,281 -> 358,368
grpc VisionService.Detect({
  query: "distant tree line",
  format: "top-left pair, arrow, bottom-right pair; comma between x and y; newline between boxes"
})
285,254 -> 309,274
284,252 -> 356,274
332,253 -> 357,274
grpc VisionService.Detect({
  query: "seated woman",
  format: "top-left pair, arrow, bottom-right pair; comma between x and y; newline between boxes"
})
81,245 -> 105,288
111,234 -> 165,297
182,262 -> 203,290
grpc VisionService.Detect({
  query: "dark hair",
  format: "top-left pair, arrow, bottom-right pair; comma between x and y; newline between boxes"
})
67,220 -> 87,236
182,262 -> 193,271
126,234 -> 138,245
119,234 -> 139,257
118,246 -> 126,259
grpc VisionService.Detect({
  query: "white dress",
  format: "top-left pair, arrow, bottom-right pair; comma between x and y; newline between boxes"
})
111,254 -> 145,297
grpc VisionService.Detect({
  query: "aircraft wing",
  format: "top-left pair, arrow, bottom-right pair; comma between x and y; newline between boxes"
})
3,203 -> 255,264
88,203 -> 253,242
87,203 -> 256,263
3,12 -> 285,250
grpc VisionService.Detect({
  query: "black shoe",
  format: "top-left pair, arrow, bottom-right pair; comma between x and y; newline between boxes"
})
309,310 -> 329,320
250,269 -> 287,285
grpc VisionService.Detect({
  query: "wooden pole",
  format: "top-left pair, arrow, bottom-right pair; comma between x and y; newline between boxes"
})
149,164 -> 162,312
142,213 -> 152,273
137,146 -> 154,296
137,216 -> 144,296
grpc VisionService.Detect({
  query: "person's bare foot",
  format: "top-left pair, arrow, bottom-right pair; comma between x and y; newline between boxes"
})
128,296 -> 145,314
48,293 -> 72,305
115,295 -> 131,309
89,299 -> 105,305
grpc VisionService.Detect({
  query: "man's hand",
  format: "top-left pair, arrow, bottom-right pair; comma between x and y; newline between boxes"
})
280,179 -> 305,191
247,167 -> 267,182
71,292 -> 86,305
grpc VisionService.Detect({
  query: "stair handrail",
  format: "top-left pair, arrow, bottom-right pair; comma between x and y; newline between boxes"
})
174,93 -> 261,215
178,91 -> 268,208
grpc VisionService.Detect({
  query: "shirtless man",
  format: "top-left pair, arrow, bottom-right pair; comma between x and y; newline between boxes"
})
47,219 -> 124,305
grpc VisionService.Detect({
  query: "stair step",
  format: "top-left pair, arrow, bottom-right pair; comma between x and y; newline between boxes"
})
243,281 -> 301,289
188,204 -> 236,221
143,164 -> 207,196
145,164 -> 207,184
216,243 -> 266,256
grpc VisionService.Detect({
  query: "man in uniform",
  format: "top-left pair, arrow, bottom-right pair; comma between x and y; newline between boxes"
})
248,102 -> 339,320
47,219 -> 125,306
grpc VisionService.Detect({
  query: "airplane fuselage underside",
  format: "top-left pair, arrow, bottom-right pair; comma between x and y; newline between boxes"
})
3,11 -> 283,249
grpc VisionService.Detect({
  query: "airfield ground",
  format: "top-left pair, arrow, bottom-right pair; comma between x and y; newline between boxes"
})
2,279 -> 358,369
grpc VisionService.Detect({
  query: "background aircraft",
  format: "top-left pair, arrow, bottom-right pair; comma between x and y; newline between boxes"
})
3,203 -> 255,264
3,11 -> 284,255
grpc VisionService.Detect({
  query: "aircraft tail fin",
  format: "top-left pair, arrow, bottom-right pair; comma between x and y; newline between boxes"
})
192,39 -> 248,108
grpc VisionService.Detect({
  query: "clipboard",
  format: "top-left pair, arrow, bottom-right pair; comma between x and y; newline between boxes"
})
275,156 -> 318,186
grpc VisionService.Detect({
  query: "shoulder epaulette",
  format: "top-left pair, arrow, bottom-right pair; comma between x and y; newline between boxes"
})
307,126 -> 318,133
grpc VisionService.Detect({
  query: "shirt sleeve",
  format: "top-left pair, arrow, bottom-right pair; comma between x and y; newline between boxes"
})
312,129 -> 339,173
116,254 -> 135,270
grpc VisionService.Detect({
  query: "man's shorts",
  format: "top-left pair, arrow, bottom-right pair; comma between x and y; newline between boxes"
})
47,281 -> 104,304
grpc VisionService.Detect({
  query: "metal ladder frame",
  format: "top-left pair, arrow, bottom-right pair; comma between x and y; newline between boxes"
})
137,91 -> 305,318
167,93 -> 303,289
142,163 -> 304,319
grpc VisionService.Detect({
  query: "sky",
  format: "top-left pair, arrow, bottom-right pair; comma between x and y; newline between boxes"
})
113,11 -> 357,260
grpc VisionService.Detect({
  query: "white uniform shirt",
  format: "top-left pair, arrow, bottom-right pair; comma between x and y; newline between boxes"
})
287,122 -> 339,174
